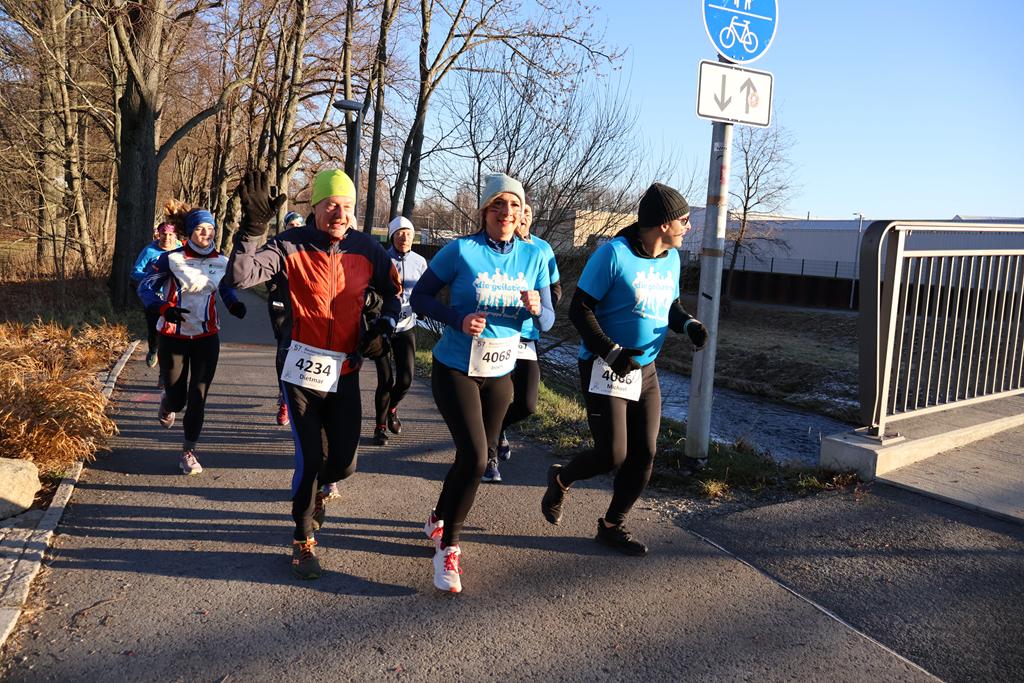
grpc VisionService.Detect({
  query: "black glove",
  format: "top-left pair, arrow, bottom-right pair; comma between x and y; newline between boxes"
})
684,319 -> 708,350
163,306 -> 190,324
372,316 -> 395,337
228,301 -> 247,319
604,346 -> 642,377
238,170 -> 287,237
359,317 -> 395,359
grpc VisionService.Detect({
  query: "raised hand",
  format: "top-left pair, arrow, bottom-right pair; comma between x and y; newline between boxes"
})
238,170 -> 287,236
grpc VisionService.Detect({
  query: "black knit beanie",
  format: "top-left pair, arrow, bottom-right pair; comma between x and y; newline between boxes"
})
637,183 -> 689,228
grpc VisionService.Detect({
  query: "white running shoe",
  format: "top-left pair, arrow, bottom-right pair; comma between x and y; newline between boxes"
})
424,510 -> 444,544
433,544 -> 462,593
179,449 -> 203,475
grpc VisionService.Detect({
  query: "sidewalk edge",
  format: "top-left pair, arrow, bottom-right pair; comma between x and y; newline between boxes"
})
685,527 -> 944,681
0,339 -> 139,651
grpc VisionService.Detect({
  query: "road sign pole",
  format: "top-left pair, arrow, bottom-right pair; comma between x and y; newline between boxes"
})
686,119 -> 733,459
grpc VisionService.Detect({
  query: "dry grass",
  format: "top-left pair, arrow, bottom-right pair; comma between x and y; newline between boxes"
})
0,319 -> 128,474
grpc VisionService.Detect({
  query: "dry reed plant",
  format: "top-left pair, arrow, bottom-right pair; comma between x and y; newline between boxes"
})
0,320 -> 128,473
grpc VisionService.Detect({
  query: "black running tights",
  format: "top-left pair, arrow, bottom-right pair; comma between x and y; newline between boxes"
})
558,358 -> 661,526
432,358 -> 513,547
501,357 -> 539,431
373,328 -> 416,424
283,372 -> 361,541
158,333 -> 220,446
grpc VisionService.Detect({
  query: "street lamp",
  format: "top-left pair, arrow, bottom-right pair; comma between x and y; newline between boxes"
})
849,211 -> 865,309
332,98 -> 363,220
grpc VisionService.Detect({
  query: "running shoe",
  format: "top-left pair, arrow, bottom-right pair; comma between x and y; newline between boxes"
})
145,350 -> 158,368
276,401 -> 290,427
680,456 -> 708,477
312,491 -> 327,531
497,430 -> 512,461
424,510 -> 444,544
541,464 -> 566,525
595,519 -> 648,556
432,544 -> 462,593
481,457 -> 502,483
321,482 -> 340,500
158,397 -> 175,429
291,537 -> 321,580
179,449 -> 203,475
373,425 -> 389,445
387,408 -> 402,434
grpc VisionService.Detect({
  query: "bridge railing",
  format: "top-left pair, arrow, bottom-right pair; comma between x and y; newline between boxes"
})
858,221 -> 1024,438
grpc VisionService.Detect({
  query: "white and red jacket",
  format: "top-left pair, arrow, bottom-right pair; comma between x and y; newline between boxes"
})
138,243 -> 240,339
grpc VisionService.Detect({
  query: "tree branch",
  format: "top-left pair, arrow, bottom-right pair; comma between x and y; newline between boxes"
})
155,77 -> 249,167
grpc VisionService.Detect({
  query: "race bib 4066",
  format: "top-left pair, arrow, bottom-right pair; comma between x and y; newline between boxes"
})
588,357 -> 641,401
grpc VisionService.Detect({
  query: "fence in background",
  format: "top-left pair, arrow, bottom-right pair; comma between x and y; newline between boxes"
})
858,221 -> 1024,436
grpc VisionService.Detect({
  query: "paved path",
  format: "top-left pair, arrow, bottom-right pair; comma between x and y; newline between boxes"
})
0,291 -> 935,681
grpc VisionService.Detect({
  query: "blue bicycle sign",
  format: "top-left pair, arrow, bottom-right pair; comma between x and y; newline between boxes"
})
703,0 -> 777,64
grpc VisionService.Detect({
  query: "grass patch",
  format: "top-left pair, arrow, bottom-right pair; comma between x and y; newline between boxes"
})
0,320 -> 127,474
0,276 -> 134,475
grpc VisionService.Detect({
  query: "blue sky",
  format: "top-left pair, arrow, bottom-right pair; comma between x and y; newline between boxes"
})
595,1 -> 1023,220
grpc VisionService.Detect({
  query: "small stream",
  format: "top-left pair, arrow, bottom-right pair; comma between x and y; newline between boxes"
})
543,343 -> 849,467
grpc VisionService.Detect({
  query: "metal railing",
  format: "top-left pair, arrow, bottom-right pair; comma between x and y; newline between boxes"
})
859,221 -> 1024,438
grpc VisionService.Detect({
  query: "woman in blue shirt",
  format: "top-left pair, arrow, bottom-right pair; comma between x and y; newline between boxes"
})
131,222 -> 181,369
484,202 -> 562,483
411,173 -> 555,593
540,183 -> 708,556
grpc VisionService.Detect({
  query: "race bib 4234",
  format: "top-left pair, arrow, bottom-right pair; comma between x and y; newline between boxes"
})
280,341 -> 346,392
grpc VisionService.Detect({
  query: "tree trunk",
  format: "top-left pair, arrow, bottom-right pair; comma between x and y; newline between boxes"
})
401,114 -> 427,218
110,81 -> 158,309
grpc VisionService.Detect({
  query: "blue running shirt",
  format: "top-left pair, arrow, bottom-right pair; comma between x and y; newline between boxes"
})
576,236 -> 680,366
430,232 -> 551,373
519,235 -> 560,342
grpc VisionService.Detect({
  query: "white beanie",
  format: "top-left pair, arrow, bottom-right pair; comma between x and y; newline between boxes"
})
388,216 -> 414,242
479,173 -> 525,210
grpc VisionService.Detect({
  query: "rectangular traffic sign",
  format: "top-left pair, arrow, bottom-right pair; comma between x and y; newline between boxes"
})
696,60 -> 773,127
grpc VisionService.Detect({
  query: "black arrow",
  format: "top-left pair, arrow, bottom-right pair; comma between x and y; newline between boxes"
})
739,78 -> 757,114
714,74 -> 731,110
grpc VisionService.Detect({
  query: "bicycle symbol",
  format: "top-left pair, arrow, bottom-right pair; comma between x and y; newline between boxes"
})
719,16 -> 759,54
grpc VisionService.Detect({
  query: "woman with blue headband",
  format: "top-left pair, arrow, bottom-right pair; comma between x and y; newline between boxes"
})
138,199 -> 247,475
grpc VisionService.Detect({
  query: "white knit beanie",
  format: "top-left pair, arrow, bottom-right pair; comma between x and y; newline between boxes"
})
388,216 -> 414,242
479,173 -> 525,210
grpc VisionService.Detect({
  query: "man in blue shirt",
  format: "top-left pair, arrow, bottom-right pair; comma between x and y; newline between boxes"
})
540,182 -> 708,556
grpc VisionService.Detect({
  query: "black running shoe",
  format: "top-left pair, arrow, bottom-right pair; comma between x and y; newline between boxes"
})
373,425 -> 389,445
387,408 -> 402,434
595,519 -> 648,556
541,464 -> 566,525
680,456 -> 708,477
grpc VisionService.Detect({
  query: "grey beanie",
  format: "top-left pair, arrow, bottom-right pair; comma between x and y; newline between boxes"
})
479,173 -> 526,210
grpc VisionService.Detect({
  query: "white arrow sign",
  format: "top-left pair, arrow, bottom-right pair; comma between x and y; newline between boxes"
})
696,60 -> 774,127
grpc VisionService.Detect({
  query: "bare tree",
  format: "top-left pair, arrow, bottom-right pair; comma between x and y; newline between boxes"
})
724,124 -> 797,310
389,0 -> 618,220
103,0 -> 249,309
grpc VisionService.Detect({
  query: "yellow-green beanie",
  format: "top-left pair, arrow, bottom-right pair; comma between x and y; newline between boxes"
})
311,169 -> 355,206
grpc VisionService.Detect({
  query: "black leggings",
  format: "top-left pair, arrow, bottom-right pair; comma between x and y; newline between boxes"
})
502,357 -> 539,431
144,306 -> 160,354
432,358 -> 513,547
158,334 -> 220,446
283,372 -> 361,541
559,358 -> 661,526
373,328 -> 416,424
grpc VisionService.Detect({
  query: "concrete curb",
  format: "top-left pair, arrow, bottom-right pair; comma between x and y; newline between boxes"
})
821,411 -> 1024,480
0,339 -> 139,650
